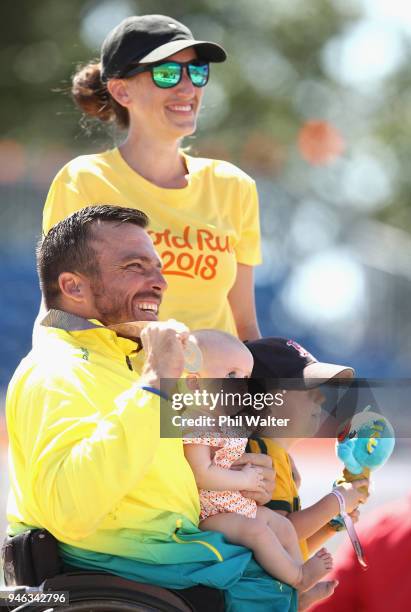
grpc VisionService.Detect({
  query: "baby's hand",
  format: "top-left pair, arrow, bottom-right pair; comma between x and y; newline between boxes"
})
234,452 -> 275,504
240,463 -> 265,491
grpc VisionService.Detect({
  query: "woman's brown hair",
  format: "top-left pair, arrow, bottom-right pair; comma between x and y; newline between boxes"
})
71,61 -> 129,130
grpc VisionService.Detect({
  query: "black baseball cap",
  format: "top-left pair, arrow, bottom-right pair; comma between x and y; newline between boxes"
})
246,337 -> 354,389
101,15 -> 227,82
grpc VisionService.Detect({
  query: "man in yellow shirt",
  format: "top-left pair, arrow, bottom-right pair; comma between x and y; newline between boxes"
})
6,205 -> 297,611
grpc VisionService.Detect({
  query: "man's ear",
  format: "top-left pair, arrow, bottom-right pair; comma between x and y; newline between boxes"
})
58,272 -> 89,303
107,79 -> 132,108
186,374 -> 200,391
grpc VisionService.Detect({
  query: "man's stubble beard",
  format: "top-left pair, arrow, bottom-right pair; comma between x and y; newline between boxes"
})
90,278 -> 127,326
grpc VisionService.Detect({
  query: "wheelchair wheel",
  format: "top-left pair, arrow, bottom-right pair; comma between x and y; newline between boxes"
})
15,601 -> 160,611
12,575 -> 193,612
8,571 -> 224,612
15,596 -> 187,611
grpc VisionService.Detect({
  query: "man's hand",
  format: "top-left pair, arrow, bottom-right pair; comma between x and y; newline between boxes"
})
232,452 -> 275,505
140,320 -> 189,390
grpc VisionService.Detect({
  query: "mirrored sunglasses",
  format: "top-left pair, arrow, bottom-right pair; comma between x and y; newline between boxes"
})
123,60 -> 210,88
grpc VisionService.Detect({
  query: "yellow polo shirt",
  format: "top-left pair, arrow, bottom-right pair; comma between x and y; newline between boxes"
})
6,314 -> 200,561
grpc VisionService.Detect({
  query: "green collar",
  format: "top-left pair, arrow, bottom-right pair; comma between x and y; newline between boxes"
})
40,309 -> 141,359
41,309 -> 103,332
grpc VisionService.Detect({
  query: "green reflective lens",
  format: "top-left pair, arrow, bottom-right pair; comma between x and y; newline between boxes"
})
188,63 -> 209,87
151,61 -> 209,88
152,63 -> 181,88
123,60 -> 210,87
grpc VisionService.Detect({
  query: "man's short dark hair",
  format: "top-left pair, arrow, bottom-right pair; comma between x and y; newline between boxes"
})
37,205 -> 149,308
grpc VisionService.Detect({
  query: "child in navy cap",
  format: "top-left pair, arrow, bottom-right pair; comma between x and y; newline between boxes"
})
246,338 -> 369,610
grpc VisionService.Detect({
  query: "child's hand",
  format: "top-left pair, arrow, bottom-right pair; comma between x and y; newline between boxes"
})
334,479 -> 369,513
240,463 -> 265,492
348,508 -> 360,524
232,452 -> 275,504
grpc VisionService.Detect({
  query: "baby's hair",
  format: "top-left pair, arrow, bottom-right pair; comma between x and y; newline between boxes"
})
190,330 -> 260,434
192,329 -> 244,352
71,61 -> 129,129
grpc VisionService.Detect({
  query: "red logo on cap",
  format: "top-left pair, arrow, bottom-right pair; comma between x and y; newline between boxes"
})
286,340 -> 316,362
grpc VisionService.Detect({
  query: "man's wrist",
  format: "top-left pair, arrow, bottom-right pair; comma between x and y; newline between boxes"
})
139,386 -> 169,400
140,365 -> 161,388
139,373 -> 177,399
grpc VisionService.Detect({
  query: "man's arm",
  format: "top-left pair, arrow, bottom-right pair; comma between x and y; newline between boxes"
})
21,382 -> 163,541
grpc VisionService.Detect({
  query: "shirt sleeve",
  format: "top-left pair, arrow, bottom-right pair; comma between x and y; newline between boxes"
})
11,379 -> 162,541
234,179 -> 262,266
42,165 -> 86,234
183,435 -> 223,447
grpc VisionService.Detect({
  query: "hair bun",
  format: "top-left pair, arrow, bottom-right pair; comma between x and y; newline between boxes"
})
71,61 -> 113,122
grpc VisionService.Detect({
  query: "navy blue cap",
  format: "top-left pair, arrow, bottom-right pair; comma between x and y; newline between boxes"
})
247,337 -> 354,388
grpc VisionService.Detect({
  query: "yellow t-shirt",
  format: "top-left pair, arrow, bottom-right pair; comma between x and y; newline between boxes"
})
248,437 -> 309,560
42,149 -> 262,335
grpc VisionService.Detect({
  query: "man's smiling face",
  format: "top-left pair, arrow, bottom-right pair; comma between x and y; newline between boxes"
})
87,221 -> 167,325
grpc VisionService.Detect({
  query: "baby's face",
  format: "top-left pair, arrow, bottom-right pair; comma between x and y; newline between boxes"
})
200,342 -> 254,379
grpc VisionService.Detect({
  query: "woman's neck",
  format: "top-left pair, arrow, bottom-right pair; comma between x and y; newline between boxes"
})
119,133 -> 189,189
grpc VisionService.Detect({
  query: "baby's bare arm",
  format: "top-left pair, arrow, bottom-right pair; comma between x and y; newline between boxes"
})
183,444 -> 264,492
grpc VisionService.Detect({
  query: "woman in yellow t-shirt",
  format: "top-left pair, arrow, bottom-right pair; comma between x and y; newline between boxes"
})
42,14 -> 262,339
